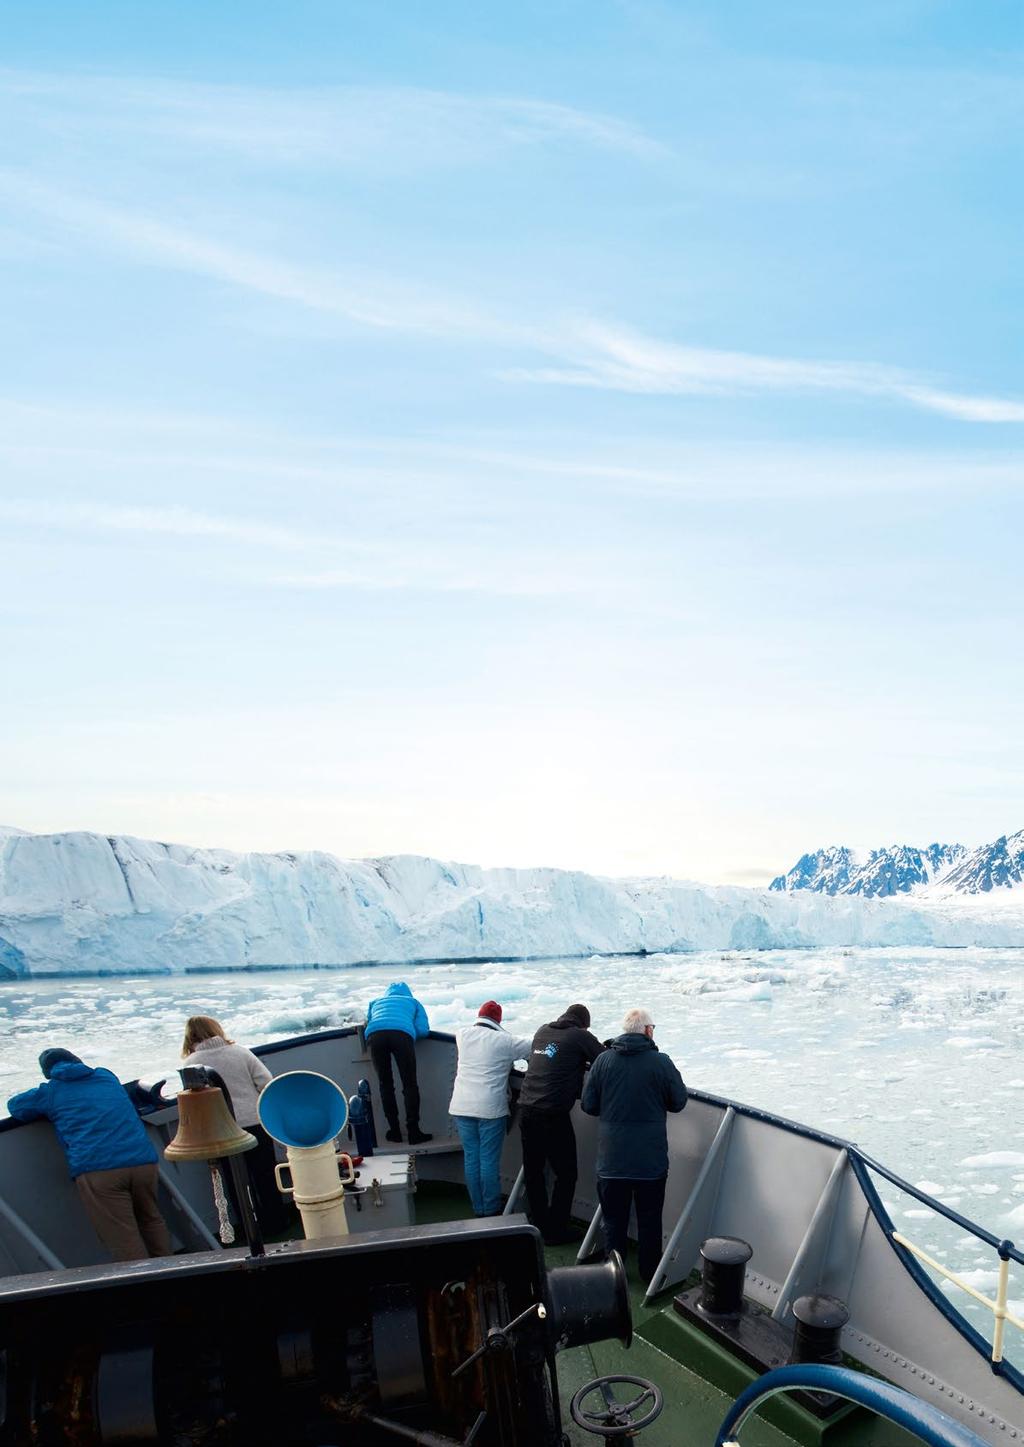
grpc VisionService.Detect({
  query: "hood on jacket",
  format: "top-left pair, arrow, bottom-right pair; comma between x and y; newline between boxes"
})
39,1047 -> 82,1078
551,1003 -> 590,1030
49,1061 -> 94,1082
386,982 -> 413,997
610,1032 -> 658,1054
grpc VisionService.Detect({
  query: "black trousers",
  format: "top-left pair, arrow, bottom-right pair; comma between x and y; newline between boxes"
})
519,1109 -> 577,1238
598,1175 -> 667,1284
369,1030 -> 422,1132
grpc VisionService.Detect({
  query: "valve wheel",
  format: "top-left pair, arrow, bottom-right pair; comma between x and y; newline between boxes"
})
570,1375 -> 664,1438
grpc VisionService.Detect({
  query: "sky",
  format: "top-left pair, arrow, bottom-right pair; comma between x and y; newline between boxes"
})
1,1 -> 1022,886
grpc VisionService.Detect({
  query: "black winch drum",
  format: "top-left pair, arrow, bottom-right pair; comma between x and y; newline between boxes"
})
546,1251 -> 633,1350
698,1236 -> 753,1319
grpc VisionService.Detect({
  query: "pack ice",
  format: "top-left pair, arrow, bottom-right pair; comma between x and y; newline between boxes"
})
1,827 -> 1023,976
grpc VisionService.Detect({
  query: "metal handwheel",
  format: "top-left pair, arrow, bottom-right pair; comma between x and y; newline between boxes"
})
570,1375 -> 664,1438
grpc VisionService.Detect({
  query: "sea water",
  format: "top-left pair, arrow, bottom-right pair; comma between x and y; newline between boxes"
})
3,946 -> 1024,1340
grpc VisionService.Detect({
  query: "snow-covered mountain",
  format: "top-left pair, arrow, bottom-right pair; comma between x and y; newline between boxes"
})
770,842 -> 966,897
940,832 -> 1024,894
771,832 -> 1023,897
2,827 -> 1024,977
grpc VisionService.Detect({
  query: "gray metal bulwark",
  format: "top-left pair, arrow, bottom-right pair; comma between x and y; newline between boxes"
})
645,1105 -> 737,1301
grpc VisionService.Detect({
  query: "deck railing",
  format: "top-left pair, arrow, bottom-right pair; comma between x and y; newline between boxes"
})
858,1149 -> 1024,1367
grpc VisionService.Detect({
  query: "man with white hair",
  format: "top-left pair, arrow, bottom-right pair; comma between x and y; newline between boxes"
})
581,1007 -> 687,1284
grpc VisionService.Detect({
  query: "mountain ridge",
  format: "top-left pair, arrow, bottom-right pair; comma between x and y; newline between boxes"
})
770,831 -> 1024,897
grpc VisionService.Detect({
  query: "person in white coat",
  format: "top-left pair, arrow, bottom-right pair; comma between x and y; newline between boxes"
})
449,1001 -> 532,1217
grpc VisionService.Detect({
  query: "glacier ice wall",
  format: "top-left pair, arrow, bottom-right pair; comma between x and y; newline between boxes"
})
1,828 -> 1023,977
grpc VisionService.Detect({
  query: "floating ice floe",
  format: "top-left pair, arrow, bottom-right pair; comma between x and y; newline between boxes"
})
959,1151 -> 1024,1168
941,1269 -> 1000,1293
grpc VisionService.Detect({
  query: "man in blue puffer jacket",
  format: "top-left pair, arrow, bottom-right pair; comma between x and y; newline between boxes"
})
7,1048 -> 171,1262
364,982 -> 432,1145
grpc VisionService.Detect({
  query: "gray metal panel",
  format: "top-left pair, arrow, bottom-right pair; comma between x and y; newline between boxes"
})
708,1110 -> 843,1303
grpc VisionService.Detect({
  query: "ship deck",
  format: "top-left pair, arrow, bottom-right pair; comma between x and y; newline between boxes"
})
411,1181 -> 919,1447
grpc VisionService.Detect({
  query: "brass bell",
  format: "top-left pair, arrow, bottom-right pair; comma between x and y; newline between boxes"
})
164,1085 -> 258,1161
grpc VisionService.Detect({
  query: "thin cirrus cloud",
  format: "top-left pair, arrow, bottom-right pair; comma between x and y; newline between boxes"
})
0,70 -> 666,167
515,321 -> 1024,422
0,497 -> 598,597
3,170 -> 1023,425
0,498 -> 316,550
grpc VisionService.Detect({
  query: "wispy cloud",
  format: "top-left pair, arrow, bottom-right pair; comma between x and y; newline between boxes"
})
0,496 -> 599,597
0,70 -> 665,168
895,386 -> 1024,424
0,171 -> 497,337
519,321 -> 1024,422
3,172 -> 1022,425
0,498 -> 315,550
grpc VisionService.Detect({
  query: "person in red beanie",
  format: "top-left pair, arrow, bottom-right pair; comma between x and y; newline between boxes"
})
448,1001 -> 532,1216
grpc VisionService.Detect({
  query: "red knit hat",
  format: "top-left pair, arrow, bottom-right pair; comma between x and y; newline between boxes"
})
478,1000 -> 502,1023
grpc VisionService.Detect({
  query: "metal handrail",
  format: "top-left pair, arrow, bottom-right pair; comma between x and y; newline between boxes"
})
854,1149 -> 1021,1365
857,1149 -> 1024,1266
714,1364 -> 991,1447
892,1232 -> 1022,1363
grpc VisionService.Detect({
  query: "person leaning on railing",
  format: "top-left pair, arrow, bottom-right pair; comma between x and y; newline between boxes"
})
517,1002 -> 605,1246
6,1047 -> 172,1263
581,1007 -> 687,1285
364,981 -> 433,1145
449,1000 -> 532,1217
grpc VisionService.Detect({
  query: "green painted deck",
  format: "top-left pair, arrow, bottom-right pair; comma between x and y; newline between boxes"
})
413,1182 -> 920,1447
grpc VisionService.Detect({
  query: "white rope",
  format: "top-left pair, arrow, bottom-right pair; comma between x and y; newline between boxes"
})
210,1162 -> 235,1245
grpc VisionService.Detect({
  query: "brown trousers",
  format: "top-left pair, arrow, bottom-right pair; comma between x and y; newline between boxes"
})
76,1162 -> 172,1262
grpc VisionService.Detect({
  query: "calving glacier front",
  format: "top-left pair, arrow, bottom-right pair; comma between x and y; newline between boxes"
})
1,827 -> 1023,976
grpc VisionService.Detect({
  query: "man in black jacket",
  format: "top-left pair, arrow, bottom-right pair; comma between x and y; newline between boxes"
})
581,1007 -> 687,1283
517,1003 -> 604,1245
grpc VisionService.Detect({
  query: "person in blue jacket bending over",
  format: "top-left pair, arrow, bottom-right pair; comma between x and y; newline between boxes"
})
364,982 -> 432,1145
7,1047 -> 172,1263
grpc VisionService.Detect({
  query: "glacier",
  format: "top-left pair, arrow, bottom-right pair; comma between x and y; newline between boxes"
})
3,826 -> 1024,977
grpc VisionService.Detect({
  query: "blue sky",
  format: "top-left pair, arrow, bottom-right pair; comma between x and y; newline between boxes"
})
1,1 -> 1022,884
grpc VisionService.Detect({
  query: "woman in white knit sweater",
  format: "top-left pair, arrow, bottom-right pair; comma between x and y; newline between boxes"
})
181,1016 -> 289,1234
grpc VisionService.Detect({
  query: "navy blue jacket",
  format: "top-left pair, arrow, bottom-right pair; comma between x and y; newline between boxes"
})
365,981 -> 430,1041
581,1033 -> 687,1180
7,1061 -> 158,1179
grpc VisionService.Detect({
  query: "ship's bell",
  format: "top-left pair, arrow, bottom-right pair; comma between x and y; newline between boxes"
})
164,1085 -> 258,1161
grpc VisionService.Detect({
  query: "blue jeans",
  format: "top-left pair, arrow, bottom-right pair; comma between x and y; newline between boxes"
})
454,1115 -> 507,1216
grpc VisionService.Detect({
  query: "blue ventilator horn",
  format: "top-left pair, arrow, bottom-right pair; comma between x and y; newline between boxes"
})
258,1071 -> 355,1239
